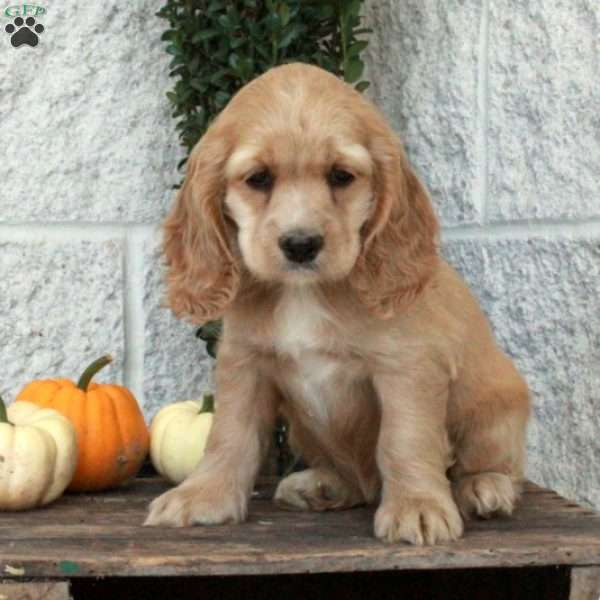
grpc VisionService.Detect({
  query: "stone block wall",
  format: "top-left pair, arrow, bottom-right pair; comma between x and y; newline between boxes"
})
1,1 -> 598,508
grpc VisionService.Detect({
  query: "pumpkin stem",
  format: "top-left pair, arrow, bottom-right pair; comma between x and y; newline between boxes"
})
200,393 -> 214,414
0,396 -> 9,424
77,355 -> 113,391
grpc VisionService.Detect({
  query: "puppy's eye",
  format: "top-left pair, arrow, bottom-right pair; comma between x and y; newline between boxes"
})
246,170 -> 273,191
328,168 -> 355,187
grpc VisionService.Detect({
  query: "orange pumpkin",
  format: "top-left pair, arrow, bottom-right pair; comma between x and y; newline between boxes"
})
16,355 -> 149,492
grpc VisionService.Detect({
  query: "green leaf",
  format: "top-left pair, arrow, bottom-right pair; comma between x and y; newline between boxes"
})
355,80 -> 370,93
240,56 -> 255,81
343,57 -> 364,83
206,340 -> 218,359
343,0 -> 362,20
217,36 -> 230,58
197,320 -> 223,358
192,29 -> 220,43
279,3 -> 291,27
194,109 -> 207,125
209,68 -> 229,85
315,4 -> 335,19
190,78 -> 208,92
229,53 -> 240,71
255,43 -> 272,61
196,320 -> 223,341
189,55 -> 200,73
208,0 -> 227,13
318,54 -> 339,74
218,14 -> 231,30
161,29 -> 176,42
179,87 -> 194,103
264,12 -> 282,33
231,36 -> 246,49
280,25 -> 300,49
227,6 -> 241,26
215,91 -> 231,108
347,40 -> 368,58
247,21 -> 260,37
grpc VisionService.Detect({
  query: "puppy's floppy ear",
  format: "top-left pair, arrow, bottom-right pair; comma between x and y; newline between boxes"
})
162,129 -> 240,324
350,133 -> 439,319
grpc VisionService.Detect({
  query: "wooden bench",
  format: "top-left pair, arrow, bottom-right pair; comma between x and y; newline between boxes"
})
1,477 -> 599,599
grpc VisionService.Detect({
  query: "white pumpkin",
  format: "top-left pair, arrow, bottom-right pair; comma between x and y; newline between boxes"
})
150,394 -> 214,485
0,398 -> 78,510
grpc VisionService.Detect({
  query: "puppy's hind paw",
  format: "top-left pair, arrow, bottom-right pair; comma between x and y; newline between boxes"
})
274,468 -> 363,512
453,472 -> 517,519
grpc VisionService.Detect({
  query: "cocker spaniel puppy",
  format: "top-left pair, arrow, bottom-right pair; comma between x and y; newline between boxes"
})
145,63 -> 530,545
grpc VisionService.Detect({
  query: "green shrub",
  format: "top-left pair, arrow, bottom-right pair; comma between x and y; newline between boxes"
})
157,0 -> 371,166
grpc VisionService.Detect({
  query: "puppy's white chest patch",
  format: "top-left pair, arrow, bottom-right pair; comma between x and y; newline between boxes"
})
273,287 -> 327,357
273,288 -> 343,422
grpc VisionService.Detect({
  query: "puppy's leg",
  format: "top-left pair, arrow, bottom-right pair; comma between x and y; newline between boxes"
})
373,368 -> 463,545
274,467 -> 365,511
450,370 -> 530,520
145,351 -> 278,527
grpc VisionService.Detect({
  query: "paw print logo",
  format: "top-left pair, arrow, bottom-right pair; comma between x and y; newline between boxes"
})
5,16 -> 45,48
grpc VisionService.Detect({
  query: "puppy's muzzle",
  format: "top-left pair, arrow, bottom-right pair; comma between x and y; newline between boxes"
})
278,230 -> 324,264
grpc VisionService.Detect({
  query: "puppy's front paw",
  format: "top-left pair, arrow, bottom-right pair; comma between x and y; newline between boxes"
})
144,479 -> 246,527
374,495 -> 463,545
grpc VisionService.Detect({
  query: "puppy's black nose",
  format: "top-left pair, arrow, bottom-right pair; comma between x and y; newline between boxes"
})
278,231 -> 324,264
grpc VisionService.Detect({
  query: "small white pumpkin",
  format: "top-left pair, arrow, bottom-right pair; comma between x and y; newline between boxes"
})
0,397 -> 78,510
150,394 -> 214,485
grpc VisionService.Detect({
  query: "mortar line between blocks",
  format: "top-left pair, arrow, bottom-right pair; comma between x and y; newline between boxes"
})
442,219 -> 600,241
0,222 -> 157,242
123,228 -> 147,409
475,0 -> 490,224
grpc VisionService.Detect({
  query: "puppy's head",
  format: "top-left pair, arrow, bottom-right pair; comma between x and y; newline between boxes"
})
163,64 -> 438,323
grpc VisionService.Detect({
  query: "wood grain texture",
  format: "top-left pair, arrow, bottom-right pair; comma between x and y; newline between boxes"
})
0,478 -> 598,579
0,581 -> 71,599
570,566 -> 600,600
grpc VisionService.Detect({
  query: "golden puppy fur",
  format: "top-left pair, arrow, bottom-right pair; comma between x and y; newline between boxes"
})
145,63 -> 530,545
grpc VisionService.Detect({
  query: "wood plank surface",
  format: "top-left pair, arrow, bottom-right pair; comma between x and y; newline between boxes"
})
570,566 -> 600,600
0,478 -> 599,578
0,581 -> 71,599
